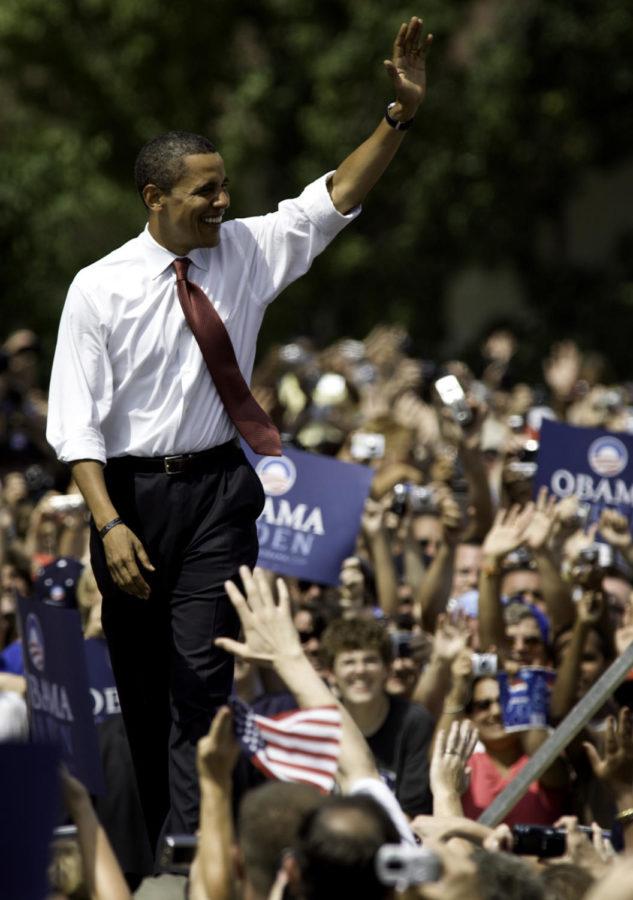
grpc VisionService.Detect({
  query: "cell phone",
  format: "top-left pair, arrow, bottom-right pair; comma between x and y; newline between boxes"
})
512,824 -> 611,858
350,432 -> 385,461
160,834 -> 197,873
434,375 -> 473,427
375,844 -> 442,888
472,653 -> 498,676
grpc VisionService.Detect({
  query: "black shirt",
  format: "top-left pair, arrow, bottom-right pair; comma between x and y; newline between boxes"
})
366,695 -> 434,816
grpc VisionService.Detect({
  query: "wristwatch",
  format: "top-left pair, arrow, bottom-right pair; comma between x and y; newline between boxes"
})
385,102 -> 415,131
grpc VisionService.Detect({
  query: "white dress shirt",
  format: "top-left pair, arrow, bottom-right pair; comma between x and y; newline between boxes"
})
47,173 -> 359,463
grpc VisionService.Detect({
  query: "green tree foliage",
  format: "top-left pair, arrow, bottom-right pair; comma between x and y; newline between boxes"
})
1,0 -> 632,372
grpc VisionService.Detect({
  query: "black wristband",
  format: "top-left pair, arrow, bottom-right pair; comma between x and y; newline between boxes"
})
99,517 -> 123,540
385,102 -> 415,131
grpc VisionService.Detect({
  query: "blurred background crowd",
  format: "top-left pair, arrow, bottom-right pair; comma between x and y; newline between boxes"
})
4,319 -> 633,898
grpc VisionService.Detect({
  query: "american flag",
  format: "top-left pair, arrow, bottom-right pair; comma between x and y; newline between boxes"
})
229,697 -> 342,794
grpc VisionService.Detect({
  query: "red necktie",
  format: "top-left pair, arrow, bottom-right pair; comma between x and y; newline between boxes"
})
173,257 -> 281,456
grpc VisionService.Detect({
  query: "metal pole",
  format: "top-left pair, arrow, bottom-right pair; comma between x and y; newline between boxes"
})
478,642 -> 633,827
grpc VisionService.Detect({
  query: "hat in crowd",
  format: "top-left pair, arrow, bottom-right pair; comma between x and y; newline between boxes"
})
34,557 -> 84,609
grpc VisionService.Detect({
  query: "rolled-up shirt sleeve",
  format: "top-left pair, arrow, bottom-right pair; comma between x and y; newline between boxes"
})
236,171 -> 361,307
46,279 -> 113,464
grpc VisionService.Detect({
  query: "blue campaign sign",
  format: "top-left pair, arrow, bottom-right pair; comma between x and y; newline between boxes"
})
242,443 -> 374,585
84,637 -> 121,724
17,596 -> 105,795
535,419 -> 633,524
0,742 -> 60,900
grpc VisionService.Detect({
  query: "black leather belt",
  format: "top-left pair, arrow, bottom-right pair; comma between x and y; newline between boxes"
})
106,439 -> 240,475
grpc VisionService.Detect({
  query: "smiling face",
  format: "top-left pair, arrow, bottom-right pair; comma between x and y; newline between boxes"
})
145,152 -> 230,255
468,677 -> 509,748
505,615 -> 548,666
332,648 -> 388,708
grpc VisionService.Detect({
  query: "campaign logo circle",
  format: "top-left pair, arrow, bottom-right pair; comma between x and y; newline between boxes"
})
255,455 -> 297,496
26,613 -> 45,672
587,436 -> 628,478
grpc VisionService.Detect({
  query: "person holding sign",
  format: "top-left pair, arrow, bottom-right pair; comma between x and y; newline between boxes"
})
46,16 -> 433,855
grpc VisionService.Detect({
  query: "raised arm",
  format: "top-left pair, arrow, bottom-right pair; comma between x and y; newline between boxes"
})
328,16 -> 432,214
478,504 -> 534,652
522,487 -> 576,635
216,567 -> 378,791
60,768 -> 132,900
192,708 -> 240,900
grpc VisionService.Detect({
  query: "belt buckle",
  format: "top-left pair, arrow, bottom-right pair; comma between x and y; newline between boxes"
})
164,454 -> 188,475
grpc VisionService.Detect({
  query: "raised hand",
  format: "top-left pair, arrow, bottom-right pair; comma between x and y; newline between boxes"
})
430,719 -> 479,799
482,503 -> 535,561
383,16 -> 433,117
434,612 -> 470,663
216,566 -> 302,666
583,708 -> 633,794
599,508 -> 633,551
523,486 -> 557,552
196,706 -> 239,785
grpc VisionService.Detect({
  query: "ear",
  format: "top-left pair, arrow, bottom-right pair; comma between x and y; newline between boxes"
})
143,183 -> 166,212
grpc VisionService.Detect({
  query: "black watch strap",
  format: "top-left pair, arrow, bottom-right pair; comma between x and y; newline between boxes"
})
99,517 -> 124,540
385,102 -> 415,131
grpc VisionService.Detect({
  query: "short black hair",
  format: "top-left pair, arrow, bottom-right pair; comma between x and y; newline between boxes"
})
293,794 -> 400,900
133,131 -> 218,205
237,782 -> 322,897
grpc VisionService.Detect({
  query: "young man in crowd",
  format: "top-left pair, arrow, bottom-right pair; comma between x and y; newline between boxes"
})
320,616 -> 434,816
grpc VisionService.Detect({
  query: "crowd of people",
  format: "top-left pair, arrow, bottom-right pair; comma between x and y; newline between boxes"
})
3,321 -> 633,898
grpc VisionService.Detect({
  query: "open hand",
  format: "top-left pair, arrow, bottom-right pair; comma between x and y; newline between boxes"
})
216,567 -> 302,667
431,720 -> 479,799
583,708 -> 633,793
523,486 -> 557,552
384,16 -> 433,117
482,504 -> 534,561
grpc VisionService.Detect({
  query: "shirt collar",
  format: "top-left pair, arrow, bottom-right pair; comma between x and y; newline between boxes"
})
139,225 -> 211,280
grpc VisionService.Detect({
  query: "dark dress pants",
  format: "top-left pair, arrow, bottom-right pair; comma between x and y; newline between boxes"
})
90,442 -> 264,856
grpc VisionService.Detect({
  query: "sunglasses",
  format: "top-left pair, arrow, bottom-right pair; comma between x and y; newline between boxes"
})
471,697 -> 499,713
510,635 -> 543,647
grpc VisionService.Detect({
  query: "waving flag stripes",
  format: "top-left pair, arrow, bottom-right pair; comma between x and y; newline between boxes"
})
229,697 -> 342,794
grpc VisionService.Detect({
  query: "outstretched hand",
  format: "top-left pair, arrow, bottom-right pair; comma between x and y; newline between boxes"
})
431,719 -> 479,800
216,566 -> 303,667
583,707 -> 633,793
384,16 -> 433,116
